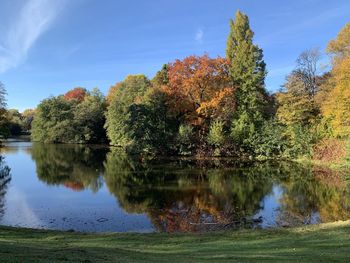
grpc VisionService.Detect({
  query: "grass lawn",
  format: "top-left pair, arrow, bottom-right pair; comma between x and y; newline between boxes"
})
0,221 -> 349,262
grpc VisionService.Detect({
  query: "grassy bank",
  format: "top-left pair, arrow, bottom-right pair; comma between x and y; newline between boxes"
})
0,221 -> 350,262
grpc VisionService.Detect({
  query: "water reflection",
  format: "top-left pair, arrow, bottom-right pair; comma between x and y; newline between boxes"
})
0,156 -> 11,220
1,142 -> 349,233
30,143 -> 108,192
103,150 -> 350,232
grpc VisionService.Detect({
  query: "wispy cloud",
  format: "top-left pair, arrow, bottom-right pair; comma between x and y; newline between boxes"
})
258,5 -> 350,48
0,0 -> 67,73
195,28 -> 204,43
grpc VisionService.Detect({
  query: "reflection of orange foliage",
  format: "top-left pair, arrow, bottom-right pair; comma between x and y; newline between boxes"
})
64,181 -> 84,192
64,87 -> 87,102
313,139 -> 346,164
165,55 -> 234,126
149,189 -> 235,233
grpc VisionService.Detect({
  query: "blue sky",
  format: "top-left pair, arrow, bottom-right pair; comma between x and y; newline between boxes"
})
0,0 -> 349,111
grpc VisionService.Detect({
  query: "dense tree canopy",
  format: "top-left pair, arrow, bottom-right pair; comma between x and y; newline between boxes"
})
31,88 -> 106,143
165,55 -> 233,126
9,12 -> 350,160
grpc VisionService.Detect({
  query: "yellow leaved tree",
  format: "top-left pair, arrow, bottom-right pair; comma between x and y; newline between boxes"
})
322,22 -> 350,137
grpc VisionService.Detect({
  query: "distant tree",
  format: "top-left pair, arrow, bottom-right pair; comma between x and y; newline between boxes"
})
31,88 -> 106,143
64,87 -> 87,102
21,109 -> 35,132
0,82 -> 8,138
277,71 -> 320,128
294,48 -> 322,97
226,10 -> 268,148
5,109 -> 23,136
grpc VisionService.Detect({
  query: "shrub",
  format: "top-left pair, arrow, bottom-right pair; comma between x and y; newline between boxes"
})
178,124 -> 194,155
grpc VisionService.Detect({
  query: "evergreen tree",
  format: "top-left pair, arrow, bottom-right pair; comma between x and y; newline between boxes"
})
226,10 -> 267,150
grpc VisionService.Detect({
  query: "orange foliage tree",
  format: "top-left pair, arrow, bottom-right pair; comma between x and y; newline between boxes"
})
165,55 -> 234,127
64,87 -> 87,102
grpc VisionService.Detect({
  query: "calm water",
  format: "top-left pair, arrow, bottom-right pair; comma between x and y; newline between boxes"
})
0,141 -> 349,233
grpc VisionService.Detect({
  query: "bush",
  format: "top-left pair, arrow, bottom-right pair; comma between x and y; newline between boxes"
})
284,125 -> 317,158
178,124 -> 194,155
207,120 -> 225,147
250,120 -> 288,158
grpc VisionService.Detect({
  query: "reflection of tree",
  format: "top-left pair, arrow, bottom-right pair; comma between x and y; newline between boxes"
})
104,151 -> 274,232
0,156 -> 11,220
104,154 -> 350,232
30,143 -> 107,192
277,165 -> 350,226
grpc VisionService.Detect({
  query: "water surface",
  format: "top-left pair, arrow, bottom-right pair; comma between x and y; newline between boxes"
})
0,141 -> 349,233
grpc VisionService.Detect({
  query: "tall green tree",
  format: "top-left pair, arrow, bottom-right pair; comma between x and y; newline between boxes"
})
226,10 -> 267,150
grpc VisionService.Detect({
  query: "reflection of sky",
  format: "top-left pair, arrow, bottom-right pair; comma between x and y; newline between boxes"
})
254,185 -> 283,228
0,144 -> 154,232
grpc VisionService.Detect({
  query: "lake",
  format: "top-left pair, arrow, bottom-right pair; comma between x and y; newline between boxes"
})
0,141 -> 349,233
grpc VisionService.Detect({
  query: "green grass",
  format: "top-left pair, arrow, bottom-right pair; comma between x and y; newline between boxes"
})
1,221 -> 350,262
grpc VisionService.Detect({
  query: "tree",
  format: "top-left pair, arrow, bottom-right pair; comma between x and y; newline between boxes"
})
226,10 -> 268,147
21,109 -> 35,132
165,55 -> 233,127
5,109 -> 23,136
321,57 -> 350,137
31,96 -> 76,143
105,75 -> 151,147
152,64 -> 169,87
64,87 -> 87,102
321,22 -> 350,137
0,82 -> 8,138
294,48 -> 322,97
125,88 -> 179,154
73,88 -> 107,143
277,71 -> 320,127
207,120 -> 226,156
327,22 -> 350,59
31,88 -> 107,143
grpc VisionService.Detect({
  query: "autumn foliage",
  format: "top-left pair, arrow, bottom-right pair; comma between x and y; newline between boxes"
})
26,11 -> 350,160
165,55 -> 234,126
64,87 -> 87,102
313,139 -> 346,164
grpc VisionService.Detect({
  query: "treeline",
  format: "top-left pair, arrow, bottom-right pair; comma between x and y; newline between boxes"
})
0,82 -> 34,137
1,10 -> 350,160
